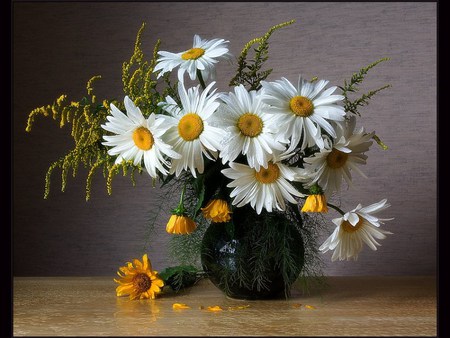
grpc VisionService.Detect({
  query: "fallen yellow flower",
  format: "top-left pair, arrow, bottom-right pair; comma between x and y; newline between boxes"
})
172,303 -> 191,310
305,304 -> 316,310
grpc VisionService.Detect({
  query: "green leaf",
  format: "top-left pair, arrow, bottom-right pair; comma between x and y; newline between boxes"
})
159,265 -> 201,292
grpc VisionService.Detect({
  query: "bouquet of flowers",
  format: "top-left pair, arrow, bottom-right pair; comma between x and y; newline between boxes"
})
26,20 -> 393,300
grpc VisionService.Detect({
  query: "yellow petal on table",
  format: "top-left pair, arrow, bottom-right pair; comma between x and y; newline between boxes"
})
228,305 -> 250,310
206,305 -> 223,312
172,303 -> 191,310
305,305 -> 316,310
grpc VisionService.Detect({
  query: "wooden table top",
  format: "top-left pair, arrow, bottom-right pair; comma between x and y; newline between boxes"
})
13,276 -> 437,336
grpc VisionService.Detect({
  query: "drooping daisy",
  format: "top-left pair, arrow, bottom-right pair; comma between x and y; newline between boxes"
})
114,254 -> 164,300
221,159 -> 306,214
158,81 -> 227,178
301,116 -> 374,195
101,96 -> 181,178
166,214 -> 197,235
153,34 -> 232,83
319,199 -> 393,261
214,85 -> 287,171
301,194 -> 328,213
201,199 -> 232,223
261,76 -> 346,152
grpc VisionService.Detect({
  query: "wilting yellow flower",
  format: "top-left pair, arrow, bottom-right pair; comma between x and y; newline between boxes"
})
166,214 -> 197,234
201,199 -> 232,222
172,303 -> 191,310
114,254 -> 164,300
301,194 -> 328,213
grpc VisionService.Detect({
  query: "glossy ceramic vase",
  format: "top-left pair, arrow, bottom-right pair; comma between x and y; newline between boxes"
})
200,205 -> 305,300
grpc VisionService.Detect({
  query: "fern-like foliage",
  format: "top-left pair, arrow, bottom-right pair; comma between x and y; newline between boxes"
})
229,20 -> 295,90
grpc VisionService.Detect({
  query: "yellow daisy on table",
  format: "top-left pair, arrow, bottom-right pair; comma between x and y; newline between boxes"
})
319,199 -> 393,261
221,158 -> 306,214
214,85 -> 287,171
101,96 -> 181,178
114,254 -> 164,300
158,81 -> 227,178
261,76 -> 346,152
153,34 -> 232,83
301,116 -> 374,195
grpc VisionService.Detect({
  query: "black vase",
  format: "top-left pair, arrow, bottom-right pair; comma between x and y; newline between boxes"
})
200,205 -> 305,300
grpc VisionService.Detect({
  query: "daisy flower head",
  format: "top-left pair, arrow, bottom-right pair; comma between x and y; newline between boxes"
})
221,158 -> 306,214
319,199 -> 393,261
153,34 -> 232,83
101,96 -> 181,178
261,76 -> 346,152
158,81 -> 227,178
214,85 -> 287,171
114,254 -> 164,300
301,115 -> 374,196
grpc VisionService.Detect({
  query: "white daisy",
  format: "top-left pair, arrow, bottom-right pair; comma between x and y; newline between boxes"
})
101,96 -> 181,178
153,34 -> 232,83
221,159 -> 306,214
319,199 -> 393,261
261,76 -> 346,152
301,116 -> 374,195
158,81 -> 226,178
214,85 -> 287,171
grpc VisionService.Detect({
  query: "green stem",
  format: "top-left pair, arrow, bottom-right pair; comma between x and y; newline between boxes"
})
327,202 -> 345,216
196,69 -> 206,90
172,184 -> 187,215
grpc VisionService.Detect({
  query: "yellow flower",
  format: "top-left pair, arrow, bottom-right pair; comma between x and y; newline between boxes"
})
301,194 -> 328,213
201,199 -> 232,222
114,254 -> 164,300
166,214 -> 197,234
206,305 -> 223,312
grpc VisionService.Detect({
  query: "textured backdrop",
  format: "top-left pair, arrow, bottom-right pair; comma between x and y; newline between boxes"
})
13,2 -> 437,276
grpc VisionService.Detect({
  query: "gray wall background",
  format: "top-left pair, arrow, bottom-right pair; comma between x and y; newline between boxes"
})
13,2 -> 437,276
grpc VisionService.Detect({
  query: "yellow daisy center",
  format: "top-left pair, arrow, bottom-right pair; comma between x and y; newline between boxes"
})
178,113 -> 204,141
341,218 -> 364,233
289,96 -> 314,117
132,127 -> 154,150
181,47 -> 205,60
237,113 -> 263,137
132,273 -> 152,293
326,148 -> 349,169
255,162 -> 280,184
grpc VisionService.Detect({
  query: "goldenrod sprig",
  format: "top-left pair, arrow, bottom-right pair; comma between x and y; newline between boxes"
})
229,20 -> 295,90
